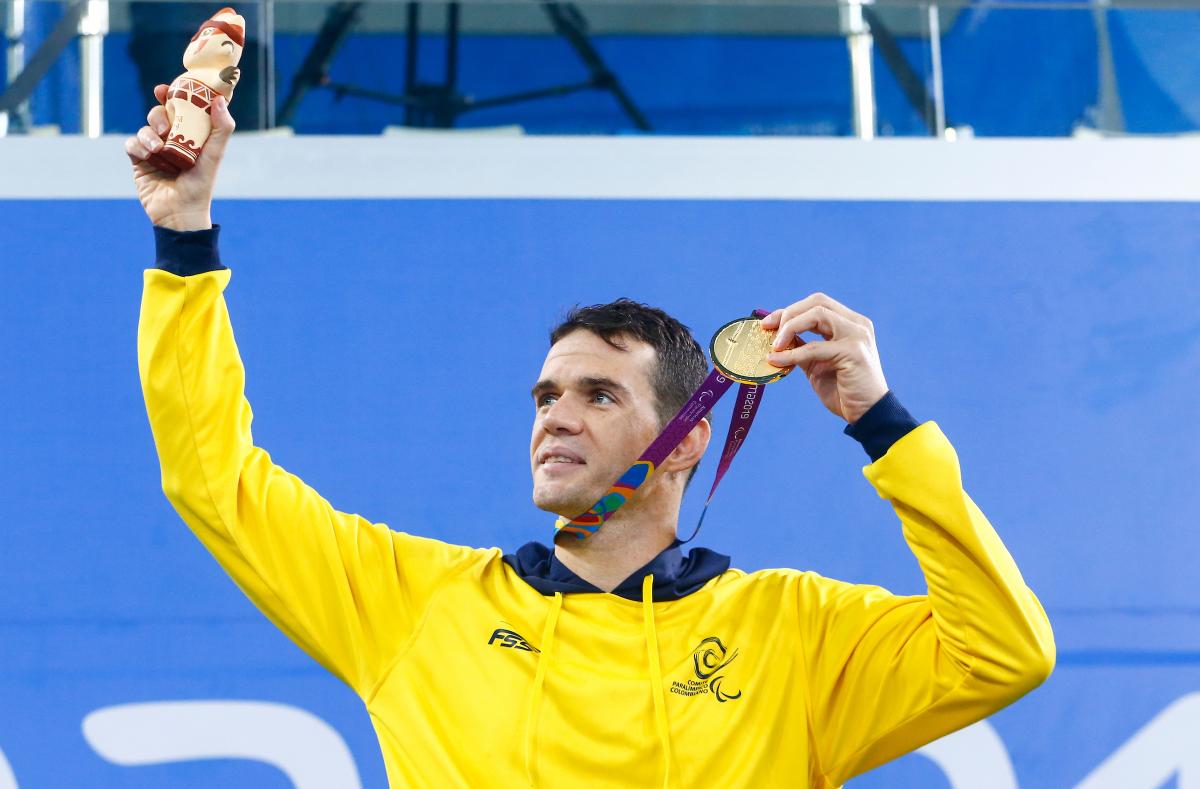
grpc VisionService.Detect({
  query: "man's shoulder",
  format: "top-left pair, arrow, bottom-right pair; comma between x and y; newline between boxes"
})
722,565 -> 815,582
704,565 -> 813,595
711,565 -> 875,598
386,528 -> 505,571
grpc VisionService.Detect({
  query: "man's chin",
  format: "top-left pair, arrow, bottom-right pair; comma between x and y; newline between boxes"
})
532,487 -> 595,520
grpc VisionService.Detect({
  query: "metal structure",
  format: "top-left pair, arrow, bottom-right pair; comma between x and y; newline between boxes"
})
3,0 -> 31,134
0,0 -> 107,137
277,0 -> 651,130
0,0 -> 965,138
841,0 -> 876,139
78,0 -> 107,136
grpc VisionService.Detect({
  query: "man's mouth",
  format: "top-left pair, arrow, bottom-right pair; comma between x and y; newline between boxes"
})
538,447 -> 586,466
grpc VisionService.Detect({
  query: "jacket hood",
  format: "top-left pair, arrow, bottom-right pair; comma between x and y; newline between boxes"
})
503,538 -> 731,602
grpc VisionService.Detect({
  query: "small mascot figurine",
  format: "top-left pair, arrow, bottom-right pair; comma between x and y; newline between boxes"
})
149,7 -> 244,174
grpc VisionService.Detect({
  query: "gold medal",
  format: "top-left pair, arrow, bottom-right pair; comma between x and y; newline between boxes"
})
710,316 -> 792,385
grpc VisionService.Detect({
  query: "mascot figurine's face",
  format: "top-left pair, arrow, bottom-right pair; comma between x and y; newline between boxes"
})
182,7 -> 245,71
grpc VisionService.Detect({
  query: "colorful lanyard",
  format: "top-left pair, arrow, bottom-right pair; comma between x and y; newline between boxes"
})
554,310 -> 785,541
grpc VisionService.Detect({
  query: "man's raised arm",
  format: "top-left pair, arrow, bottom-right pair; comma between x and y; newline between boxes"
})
127,88 -> 486,697
761,295 -> 1055,785
797,419 -> 1055,785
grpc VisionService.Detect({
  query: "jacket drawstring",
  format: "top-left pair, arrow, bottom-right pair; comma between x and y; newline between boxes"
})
524,591 -> 562,788
642,574 -> 674,789
525,581 -> 674,788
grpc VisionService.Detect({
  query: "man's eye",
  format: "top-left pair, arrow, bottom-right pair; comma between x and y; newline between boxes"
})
537,394 -> 558,408
592,391 -> 615,405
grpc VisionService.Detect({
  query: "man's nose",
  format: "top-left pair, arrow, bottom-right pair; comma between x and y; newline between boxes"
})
542,395 -> 584,434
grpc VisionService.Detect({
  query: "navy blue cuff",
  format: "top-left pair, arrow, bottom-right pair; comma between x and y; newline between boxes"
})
843,390 -> 921,462
153,223 -> 226,276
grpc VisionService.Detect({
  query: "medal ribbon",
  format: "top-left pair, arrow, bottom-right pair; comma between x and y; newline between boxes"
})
554,310 -> 771,542
684,379 -> 765,541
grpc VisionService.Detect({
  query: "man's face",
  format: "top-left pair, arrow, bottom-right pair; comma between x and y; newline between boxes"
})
530,330 -> 663,517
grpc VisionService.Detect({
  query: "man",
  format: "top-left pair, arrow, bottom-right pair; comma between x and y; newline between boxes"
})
127,91 -> 1054,788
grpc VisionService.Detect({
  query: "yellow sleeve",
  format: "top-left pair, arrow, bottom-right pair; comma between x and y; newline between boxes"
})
137,267 -> 484,697
797,421 -> 1055,786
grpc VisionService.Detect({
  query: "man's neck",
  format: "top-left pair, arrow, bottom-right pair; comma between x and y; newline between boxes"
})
553,498 -> 678,593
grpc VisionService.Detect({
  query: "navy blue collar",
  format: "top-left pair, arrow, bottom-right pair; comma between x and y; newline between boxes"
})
503,538 -> 732,602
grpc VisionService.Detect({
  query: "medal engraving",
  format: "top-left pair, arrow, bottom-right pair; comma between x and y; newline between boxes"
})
710,317 -> 791,385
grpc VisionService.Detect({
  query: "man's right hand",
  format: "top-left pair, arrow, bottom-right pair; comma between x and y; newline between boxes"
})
124,83 -> 236,232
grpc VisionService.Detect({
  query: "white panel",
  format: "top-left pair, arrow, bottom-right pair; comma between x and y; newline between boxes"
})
1075,692 -> 1200,789
917,720 -> 1019,789
0,747 -> 17,789
82,700 -> 361,789
2,135 -> 1199,201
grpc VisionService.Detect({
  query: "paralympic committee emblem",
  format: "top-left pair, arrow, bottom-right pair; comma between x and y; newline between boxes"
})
670,636 -> 744,703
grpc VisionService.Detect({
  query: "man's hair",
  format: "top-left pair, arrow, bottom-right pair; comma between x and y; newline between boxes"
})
550,298 -> 710,484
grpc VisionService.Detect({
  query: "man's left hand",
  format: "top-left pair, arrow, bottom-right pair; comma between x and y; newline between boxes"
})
760,293 -> 889,425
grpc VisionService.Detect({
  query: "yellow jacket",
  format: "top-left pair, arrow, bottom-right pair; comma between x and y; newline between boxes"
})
138,265 -> 1054,788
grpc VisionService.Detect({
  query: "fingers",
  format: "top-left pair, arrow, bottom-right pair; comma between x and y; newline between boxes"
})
125,125 -> 163,164
124,134 -> 148,164
767,337 -> 857,371
125,123 -> 182,176
130,86 -> 173,165
768,305 -> 870,356
147,103 -> 169,136
760,293 -> 873,336
143,86 -> 170,150
137,125 -> 165,154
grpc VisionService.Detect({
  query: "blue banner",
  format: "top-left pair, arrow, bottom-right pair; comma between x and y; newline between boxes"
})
1,198 -> 1197,787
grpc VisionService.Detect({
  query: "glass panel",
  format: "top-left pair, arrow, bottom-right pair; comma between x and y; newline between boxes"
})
214,1 -> 871,136
938,4 -> 1100,137
868,2 -> 941,137
2,0 -> 1199,137
1104,6 -> 1200,134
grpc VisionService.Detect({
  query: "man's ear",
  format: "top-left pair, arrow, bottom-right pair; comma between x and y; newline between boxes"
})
662,417 -> 711,476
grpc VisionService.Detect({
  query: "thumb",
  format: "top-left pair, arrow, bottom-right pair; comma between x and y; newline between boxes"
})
198,94 -> 236,167
768,338 -> 846,373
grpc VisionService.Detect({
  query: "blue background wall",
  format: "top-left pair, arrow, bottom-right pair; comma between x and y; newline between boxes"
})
0,198 -> 1197,786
